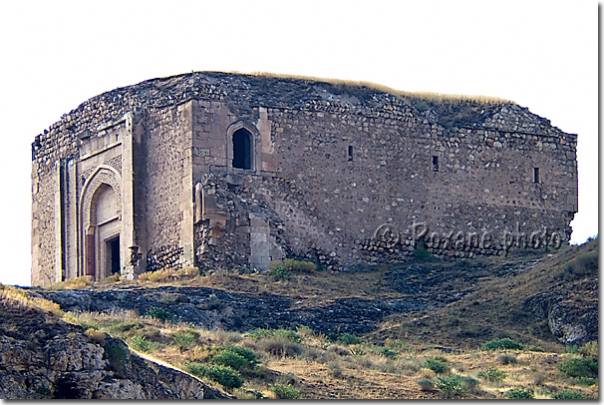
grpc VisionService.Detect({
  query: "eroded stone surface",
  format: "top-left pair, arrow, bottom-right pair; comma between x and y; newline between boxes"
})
31,72 -> 578,287
0,297 -> 230,399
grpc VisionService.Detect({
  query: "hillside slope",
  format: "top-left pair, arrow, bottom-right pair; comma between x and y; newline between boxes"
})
0,286 -> 230,399
4,238 -> 598,399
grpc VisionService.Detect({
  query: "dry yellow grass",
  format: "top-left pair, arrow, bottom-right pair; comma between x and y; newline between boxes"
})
48,275 -> 94,290
245,70 -> 512,105
0,283 -> 63,316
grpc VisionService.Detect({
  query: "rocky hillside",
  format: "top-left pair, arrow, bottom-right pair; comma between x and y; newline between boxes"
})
1,238 -> 597,399
33,240 -> 597,349
0,286 -> 230,399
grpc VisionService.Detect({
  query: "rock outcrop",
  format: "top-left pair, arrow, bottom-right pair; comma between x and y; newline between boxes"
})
0,295 -> 230,399
524,278 -> 598,346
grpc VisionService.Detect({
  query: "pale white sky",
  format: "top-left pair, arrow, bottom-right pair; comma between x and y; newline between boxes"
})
0,1 -> 597,286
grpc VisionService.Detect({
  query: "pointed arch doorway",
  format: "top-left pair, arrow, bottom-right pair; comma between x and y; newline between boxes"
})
81,167 -> 123,281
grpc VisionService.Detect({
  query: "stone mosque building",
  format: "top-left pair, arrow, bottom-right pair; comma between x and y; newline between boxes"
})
31,72 -> 578,286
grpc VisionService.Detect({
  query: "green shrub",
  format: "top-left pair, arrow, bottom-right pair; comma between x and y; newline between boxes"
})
477,366 -> 508,383
108,319 -> 144,335
147,306 -> 174,323
551,390 -> 586,399
424,357 -> 448,374
504,388 -> 534,399
127,335 -> 159,353
286,259 -> 316,272
580,341 -> 598,358
575,377 -> 598,386
273,329 -> 302,343
417,378 -> 435,391
337,332 -> 362,346
435,374 -> 466,396
104,341 -> 128,373
497,353 -> 517,365
564,344 -> 580,354
171,329 -> 200,349
245,328 -> 274,340
481,337 -> 524,351
245,328 -> 301,342
460,376 -> 480,392
414,246 -> 432,261
186,362 -> 243,389
211,350 -> 248,371
218,344 -> 259,365
558,357 -> 598,378
237,267 -> 256,275
378,347 -> 399,358
269,384 -> 300,399
268,265 -> 291,281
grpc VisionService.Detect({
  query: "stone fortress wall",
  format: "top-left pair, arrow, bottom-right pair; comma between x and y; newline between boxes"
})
31,72 -> 578,286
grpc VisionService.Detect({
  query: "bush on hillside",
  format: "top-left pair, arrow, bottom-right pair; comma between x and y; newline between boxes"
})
423,357 -> 448,374
186,362 -> 243,389
477,366 -> 508,383
147,306 -> 174,323
551,390 -> 586,399
557,357 -> 598,378
481,337 -> 524,351
504,388 -> 534,399
269,384 -> 300,399
337,332 -> 362,346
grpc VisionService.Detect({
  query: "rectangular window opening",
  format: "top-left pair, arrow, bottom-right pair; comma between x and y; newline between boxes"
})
533,167 -> 540,183
348,145 -> 353,161
432,156 -> 439,172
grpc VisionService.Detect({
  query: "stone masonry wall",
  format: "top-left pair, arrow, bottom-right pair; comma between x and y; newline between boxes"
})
31,72 -> 578,285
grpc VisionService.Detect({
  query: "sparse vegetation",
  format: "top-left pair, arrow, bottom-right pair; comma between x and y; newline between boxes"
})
551,390 -> 586,399
554,249 -> 598,281
580,341 -> 598,359
417,377 -> 435,391
186,362 -> 244,389
496,353 -> 517,365
423,357 -> 448,374
337,332 -> 362,346
268,264 -> 291,281
127,335 -> 159,353
137,266 -> 200,283
557,357 -> 598,378
413,246 -> 432,261
477,366 -> 508,384
269,383 -> 300,399
268,259 -> 317,282
5,236 -> 596,399
48,276 -> 94,290
435,374 -> 475,397
104,341 -> 128,374
147,306 -> 174,323
504,387 -> 534,399
574,377 -> 598,386
481,338 -> 524,351
171,329 -> 200,349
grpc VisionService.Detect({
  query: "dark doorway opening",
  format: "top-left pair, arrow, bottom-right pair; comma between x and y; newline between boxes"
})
107,236 -> 120,275
432,156 -> 439,172
533,167 -> 540,183
233,129 -> 252,170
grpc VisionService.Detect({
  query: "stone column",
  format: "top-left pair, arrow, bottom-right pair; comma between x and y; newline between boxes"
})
121,113 -> 137,280
179,101 -> 195,268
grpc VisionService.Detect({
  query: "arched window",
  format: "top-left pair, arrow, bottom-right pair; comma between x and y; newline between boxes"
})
232,128 -> 253,170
